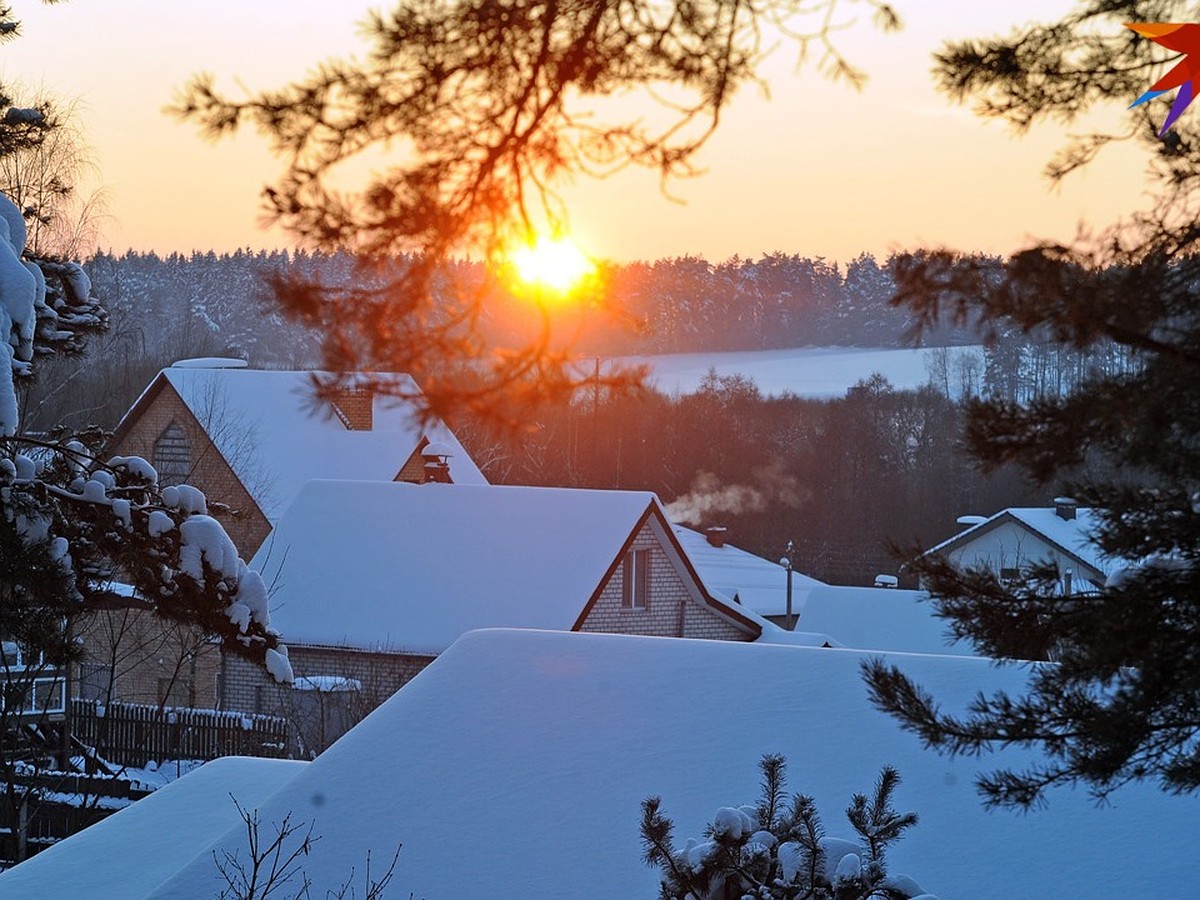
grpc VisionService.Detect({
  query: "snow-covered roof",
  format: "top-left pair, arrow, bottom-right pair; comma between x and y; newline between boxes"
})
28,629 -> 1196,898
796,585 -> 972,656
926,506 -> 1112,577
254,481 -> 752,653
671,524 -> 824,618
0,757 -> 306,898
117,366 -> 487,522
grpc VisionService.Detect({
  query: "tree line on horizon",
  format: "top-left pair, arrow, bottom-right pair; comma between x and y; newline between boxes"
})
468,369 -> 1047,586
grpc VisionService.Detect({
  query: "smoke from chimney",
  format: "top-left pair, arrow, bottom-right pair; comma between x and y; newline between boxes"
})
664,461 -> 807,526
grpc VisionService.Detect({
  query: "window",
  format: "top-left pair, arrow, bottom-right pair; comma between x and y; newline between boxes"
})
0,633 -> 64,716
621,548 -> 650,610
153,422 -> 191,487
1,639 -> 44,671
1,676 -> 64,715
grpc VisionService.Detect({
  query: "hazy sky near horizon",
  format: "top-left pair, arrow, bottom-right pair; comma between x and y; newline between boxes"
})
0,1 -> 1162,264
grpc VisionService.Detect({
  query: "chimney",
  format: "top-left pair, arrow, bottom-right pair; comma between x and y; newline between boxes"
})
705,526 -> 727,548
1053,496 -> 1077,521
421,440 -> 454,484
329,386 -> 373,431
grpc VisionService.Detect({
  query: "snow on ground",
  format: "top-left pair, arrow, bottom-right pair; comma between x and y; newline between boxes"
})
24,629 -> 1195,899
618,345 -> 983,398
0,757 -> 305,897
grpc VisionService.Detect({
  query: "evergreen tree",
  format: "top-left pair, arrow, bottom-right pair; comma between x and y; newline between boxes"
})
863,0 -> 1200,809
640,755 -> 926,900
0,4 -> 290,860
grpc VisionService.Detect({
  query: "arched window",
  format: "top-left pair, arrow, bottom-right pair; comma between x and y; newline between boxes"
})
154,422 -> 191,487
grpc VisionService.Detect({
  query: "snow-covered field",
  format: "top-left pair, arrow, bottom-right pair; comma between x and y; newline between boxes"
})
617,345 -> 983,398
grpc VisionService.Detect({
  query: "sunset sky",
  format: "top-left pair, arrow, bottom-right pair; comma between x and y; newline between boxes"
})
0,1 -> 1162,265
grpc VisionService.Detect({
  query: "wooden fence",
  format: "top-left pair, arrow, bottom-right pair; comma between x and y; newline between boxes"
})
70,699 -> 289,768
0,772 -> 154,869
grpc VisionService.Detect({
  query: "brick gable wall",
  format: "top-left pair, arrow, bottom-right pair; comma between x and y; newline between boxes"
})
577,518 -> 753,642
394,440 -> 430,483
109,381 -> 271,558
328,387 -> 373,430
74,609 -> 222,708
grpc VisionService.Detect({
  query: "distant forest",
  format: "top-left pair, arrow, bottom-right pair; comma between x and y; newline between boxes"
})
24,248 -> 959,430
20,249 -> 1125,583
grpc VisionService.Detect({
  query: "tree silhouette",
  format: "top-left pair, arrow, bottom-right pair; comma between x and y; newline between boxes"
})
174,0 -> 900,425
865,0 -> 1200,809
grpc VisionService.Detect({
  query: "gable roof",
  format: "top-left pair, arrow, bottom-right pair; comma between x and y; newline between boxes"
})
671,525 -> 825,618
0,757 -> 306,898
926,507 -> 1111,579
114,365 -> 487,522
254,481 -> 755,653
35,629 -> 1197,899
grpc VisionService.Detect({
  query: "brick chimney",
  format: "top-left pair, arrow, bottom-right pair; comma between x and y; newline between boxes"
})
705,526 -> 727,548
1053,496 -> 1077,521
329,387 -> 373,431
421,440 -> 454,484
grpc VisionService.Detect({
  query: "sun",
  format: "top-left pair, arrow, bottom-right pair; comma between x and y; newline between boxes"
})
508,234 -> 595,295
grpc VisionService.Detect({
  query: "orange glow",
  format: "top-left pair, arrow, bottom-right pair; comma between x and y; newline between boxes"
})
508,235 -> 595,295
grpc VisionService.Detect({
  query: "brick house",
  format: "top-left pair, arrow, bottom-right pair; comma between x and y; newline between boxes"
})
81,360 -> 487,710
107,358 -> 487,560
231,480 -> 762,753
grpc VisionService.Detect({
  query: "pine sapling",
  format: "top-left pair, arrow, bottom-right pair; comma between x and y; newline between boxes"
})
640,754 -> 929,900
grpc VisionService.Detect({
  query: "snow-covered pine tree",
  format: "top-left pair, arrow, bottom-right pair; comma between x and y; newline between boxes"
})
0,186 -> 292,858
0,6 -> 291,854
640,755 -> 930,900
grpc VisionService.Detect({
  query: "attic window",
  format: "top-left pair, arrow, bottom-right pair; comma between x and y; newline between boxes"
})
153,422 -> 190,487
622,548 -> 650,610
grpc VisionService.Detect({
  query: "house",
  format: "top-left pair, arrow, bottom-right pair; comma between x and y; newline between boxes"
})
81,360 -> 487,711
6,628 -> 1196,898
228,480 -> 762,751
107,359 -> 488,558
924,497 -> 1112,593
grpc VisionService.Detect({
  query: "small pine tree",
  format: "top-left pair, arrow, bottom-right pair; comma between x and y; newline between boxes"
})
640,755 -> 927,900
